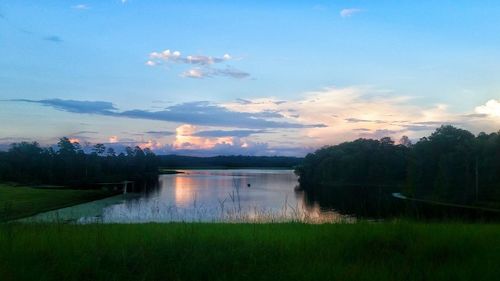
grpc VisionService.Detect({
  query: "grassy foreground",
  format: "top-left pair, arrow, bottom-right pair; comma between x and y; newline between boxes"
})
0,184 -> 114,222
1,222 -> 499,281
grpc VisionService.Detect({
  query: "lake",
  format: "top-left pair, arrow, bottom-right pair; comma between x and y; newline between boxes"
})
24,169 -> 347,223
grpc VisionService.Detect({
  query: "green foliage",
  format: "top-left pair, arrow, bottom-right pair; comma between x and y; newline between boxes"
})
0,223 -> 499,281
408,126 -> 477,203
296,125 -> 500,205
0,138 -> 160,186
296,137 -> 408,187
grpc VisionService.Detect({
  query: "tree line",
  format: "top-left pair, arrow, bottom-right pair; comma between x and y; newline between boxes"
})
0,137 -> 159,187
159,155 -> 303,168
295,125 -> 500,205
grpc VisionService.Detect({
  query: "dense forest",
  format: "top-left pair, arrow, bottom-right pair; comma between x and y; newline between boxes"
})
0,138 -> 301,187
159,155 -> 303,168
296,125 -> 500,205
0,137 -> 159,187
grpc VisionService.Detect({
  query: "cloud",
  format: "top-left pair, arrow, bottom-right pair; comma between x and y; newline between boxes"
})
475,99 -> 500,117
193,129 -> 265,138
399,124 -> 441,132
213,67 -> 250,79
10,99 -> 325,129
180,68 -> 205,79
180,67 -> 250,79
153,124 -> 308,156
108,136 -> 119,143
358,129 -> 401,139
145,131 -> 175,137
462,113 -> 488,118
73,4 -> 89,10
73,130 -> 98,135
184,54 -> 229,65
149,49 -> 182,63
148,49 -> 231,66
222,87 -> 466,144
340,8 -> 363,18
11,99 -> 116,113
345,118 -> 387,124
118,102 -> 323,129
235,98 -> 286,106
236,98 -> 253,105
0,137 -> 33,142
11,87 -> 500,157
147,49 -> 248,79
1,12 -> 64,42
43,35 -> 63,43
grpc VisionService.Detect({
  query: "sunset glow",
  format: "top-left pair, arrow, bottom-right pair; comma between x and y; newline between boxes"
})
1,1 -> 500,156
173,124 -> 234,150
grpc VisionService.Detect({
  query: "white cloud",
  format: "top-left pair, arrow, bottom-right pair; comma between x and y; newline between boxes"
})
181,68 -> 206,79
147,48 -> 247,79
11,86 -> 499,156
340,8 -> 362,18
475,99 -> 500,117
224,87 -> 466,145
180,67 -> 250,79
73,4 -> 89,10
148,49 -> 229,66
149,49 -> 182,63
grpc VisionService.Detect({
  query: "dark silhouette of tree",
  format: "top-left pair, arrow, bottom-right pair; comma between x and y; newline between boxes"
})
296,125 -> 500,205
158,155 -> 303,168
399,136 -> 413,147
0,138 -> 159,188
295,137 -> 409,188
106,147 -> 116,157
92,143 -> 106,155
407,125 -> 476,203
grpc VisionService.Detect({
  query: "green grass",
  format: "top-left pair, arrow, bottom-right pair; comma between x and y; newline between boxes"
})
0,184 -> 115,222
1,222 -> 499,281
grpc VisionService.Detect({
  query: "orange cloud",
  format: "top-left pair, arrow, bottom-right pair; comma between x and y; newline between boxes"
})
139,140 -> 162,150
174,124 -> 234,150
223,86 -> 458,145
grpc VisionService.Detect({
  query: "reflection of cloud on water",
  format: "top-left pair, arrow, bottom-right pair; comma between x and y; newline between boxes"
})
21,170 -> 351,224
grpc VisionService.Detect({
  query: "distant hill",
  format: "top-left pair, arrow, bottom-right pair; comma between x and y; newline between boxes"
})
158,155 -> 303,168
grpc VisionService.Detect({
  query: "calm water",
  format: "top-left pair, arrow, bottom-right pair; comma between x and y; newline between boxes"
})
25,169 -> 346,223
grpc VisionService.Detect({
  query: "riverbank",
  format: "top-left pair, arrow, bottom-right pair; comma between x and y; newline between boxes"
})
0,184 -> 117,222
393,193 -> 500,213
1,222 -> 499,281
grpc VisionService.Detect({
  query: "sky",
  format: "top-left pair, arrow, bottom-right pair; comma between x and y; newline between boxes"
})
1,0 -> 500,156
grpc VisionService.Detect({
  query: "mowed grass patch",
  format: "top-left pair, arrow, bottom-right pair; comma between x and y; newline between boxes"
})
0,222 -> 499,281
0,184 -> 114,221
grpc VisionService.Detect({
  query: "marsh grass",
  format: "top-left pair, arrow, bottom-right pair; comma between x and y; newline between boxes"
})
1,222 -> 499,281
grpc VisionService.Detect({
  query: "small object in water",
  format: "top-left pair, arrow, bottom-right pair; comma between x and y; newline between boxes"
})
247,183 -> 251,187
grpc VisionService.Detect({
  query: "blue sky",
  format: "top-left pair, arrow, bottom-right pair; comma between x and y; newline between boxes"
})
1,1 -> 500,156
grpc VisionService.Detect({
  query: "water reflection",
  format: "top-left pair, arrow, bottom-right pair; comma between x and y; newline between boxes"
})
299,185 -> 404,219
24,169 -> 349,223
100,169 -> 338,222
